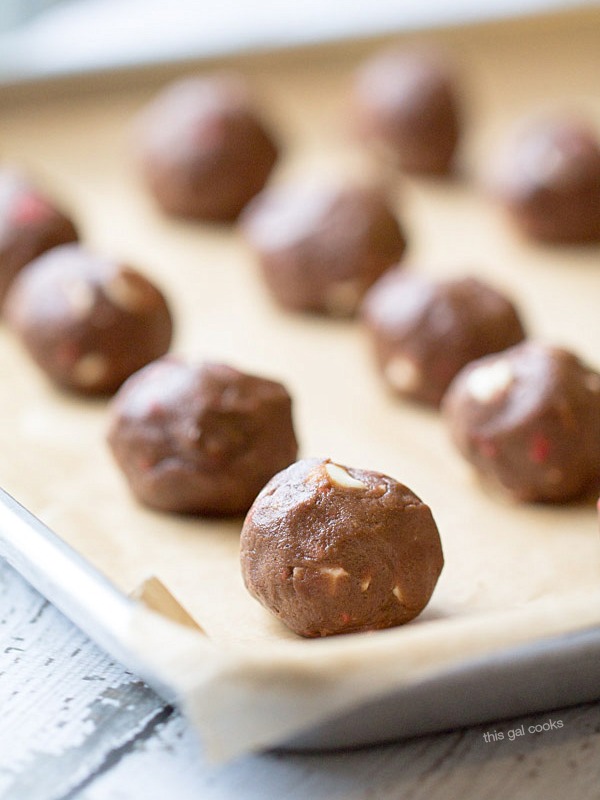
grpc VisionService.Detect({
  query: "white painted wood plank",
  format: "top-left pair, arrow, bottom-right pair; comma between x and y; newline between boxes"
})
78,702 -> 600,800
0,560 -> 169,800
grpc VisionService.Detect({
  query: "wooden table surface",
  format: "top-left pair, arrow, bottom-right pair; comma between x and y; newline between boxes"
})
1,558 -> 599,800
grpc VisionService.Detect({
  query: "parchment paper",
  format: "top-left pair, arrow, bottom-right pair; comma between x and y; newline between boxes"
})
0,8 -> 599,759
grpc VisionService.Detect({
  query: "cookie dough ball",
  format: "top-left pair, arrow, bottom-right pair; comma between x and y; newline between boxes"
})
491,117 -> 600,243
0,168 -> 78,303
362,271 -> 526,408
353,47 -> 462,174
240,179 -> 406,316
240,458 -> 443,637
3,244 -> 173,395
442,342 -> 600,502
107,358 -> 299,515
135,74 -> 279,221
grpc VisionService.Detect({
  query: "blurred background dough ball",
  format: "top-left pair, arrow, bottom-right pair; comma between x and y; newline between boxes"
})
489,115 -> 600,243
107,358 -> 299,515
361,271 -> 526,408
3,243 -> 173,395
240,177 -> 406,316
134,73 -> 280,221
353,46 -> 462,175
0,167 -> 78,304
442,342 -> 600,502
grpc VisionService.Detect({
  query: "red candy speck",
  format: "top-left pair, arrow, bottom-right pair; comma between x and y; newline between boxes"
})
529,432 -> 551,463
10,193 -> 52,225
53,341 -> 80,368
478,439 -> 498,459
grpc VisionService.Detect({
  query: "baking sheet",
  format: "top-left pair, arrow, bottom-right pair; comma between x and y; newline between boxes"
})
0,0 -> 591,83
0,8 -> 599,759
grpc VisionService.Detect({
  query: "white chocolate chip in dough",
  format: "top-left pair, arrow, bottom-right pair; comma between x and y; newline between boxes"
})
63,279 -> 95,318
71,352 -> 109,387
104,270 -> 150,312
466,359 -> 514,403
319,566 -> 349,579
584,372 -> 600,393
360,576 -> 371,592
319,566 -> 350,593
392,585 -> 404,603
384,355 -> 421,393
324,462 -> 367,489
293,565 -> 349,595
324,280 -> 361,316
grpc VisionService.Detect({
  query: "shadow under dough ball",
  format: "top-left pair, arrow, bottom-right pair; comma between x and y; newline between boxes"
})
353,46 -> 462,175
135,73 -> 279,221
491,117 -> 600,243
361,271 -> 526,408
107,358 -> 299,515
3,243 -> 173,395
240,458 -> 444,637
442,341 -> 600,502
239,178 -> 406,316
0,168 -> 78,304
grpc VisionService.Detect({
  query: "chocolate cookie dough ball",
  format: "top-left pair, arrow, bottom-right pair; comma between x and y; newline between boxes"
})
240,179 -> 406,316
135,74 -> 279,221
241,458 -> 443,637
442,342 -> 600,502
107,359 -> 299,515
362,271 -> 526,408
3,244 -> 173,395
0,168 -> 78,303
353,47 -> 462,174
492,117 -> 600,243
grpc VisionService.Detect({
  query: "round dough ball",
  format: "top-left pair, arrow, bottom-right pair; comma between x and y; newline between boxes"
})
135,74 -> 279,221
0,168 -> 78,303
240,178 -> 406,316
3,244 -> 173,395
240,458 -> 444,637
107,358 -> 299,515
353,47 -> 462,174
491,116 -> 600,243
442,342 -> 600,502
361,271 -> 526,407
